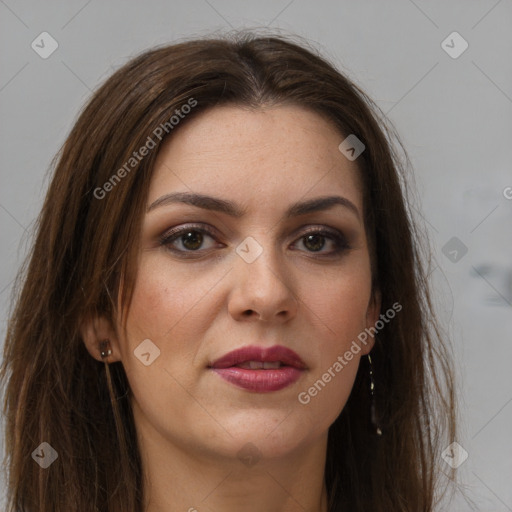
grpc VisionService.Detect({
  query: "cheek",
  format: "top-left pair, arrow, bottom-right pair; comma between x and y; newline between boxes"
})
119,252 -> 234,370
300,258 -> 371,347
306,281 -> 368,330
118,258 -> 222,439
294,262 -> 371,431
119,258 -> 207,392
123,256 -> 219,343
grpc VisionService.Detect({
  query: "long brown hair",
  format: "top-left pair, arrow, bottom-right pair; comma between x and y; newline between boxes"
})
1,31 -> 456,511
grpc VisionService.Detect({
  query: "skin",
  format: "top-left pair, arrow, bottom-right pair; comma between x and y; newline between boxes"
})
83,104 -> 380,512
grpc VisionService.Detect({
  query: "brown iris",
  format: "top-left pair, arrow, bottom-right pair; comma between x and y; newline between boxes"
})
303,233 -> 325,252
181,231 -> 203,250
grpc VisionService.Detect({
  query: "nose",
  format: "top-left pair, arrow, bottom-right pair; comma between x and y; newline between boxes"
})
227,239 -> 299,323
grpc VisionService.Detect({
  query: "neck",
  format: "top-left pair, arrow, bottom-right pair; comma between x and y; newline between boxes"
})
133,403 -> 329,512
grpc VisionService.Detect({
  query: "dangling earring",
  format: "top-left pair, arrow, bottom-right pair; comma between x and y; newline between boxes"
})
368,353 -> 382,436
99,339 -> 112,360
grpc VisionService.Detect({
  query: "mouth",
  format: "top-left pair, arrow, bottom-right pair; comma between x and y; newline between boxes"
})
208,345 -> 306,393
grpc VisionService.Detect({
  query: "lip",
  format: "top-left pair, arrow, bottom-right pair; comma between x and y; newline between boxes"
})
209,345 -> 306,393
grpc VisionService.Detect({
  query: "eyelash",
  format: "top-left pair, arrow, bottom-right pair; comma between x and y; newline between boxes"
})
159,223 -> 350,259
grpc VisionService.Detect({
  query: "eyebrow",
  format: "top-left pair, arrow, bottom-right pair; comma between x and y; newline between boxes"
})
147,192 -> 360,219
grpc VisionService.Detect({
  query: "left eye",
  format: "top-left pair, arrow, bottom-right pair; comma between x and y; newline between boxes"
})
160,225 -> 349,257
293,230 -> 348,254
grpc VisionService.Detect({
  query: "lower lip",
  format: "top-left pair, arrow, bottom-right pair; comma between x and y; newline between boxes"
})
211,367 -> 303,392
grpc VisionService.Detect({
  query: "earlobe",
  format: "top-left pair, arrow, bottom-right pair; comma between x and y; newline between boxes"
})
80,314 -> 121,363
99,339 -> 113,360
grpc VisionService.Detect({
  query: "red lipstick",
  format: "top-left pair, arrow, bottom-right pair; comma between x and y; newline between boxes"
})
209,345 -> 306,392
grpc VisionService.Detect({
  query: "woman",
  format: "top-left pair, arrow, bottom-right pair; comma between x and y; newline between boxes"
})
1,32 -> 456,511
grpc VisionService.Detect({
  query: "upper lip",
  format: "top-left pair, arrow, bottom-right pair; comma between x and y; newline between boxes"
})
209,345 -> 306,369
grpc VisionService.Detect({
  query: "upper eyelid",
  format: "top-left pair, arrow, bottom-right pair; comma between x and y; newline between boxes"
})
160,223 -> 217,241
160,222 -> 344,239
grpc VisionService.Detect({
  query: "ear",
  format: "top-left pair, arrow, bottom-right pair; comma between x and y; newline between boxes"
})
361,289 -> 382,355
80,313 -> 122,363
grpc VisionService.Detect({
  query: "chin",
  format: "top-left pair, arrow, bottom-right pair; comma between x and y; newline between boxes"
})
216,412 -> 318,456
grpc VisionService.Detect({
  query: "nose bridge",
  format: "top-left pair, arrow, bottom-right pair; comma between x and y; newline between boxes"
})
230,234 -> 298,321
236,234 -> 283,283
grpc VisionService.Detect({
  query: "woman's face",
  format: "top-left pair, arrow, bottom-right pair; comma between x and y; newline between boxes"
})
115,104 -> 379,462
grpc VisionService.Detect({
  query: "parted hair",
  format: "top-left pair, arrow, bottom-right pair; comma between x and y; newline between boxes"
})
1,31 -> 456,511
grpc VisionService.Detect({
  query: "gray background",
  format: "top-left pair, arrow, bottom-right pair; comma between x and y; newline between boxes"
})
1,1 -> 511,510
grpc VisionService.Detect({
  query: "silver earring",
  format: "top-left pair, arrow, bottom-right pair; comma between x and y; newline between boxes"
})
368,354 -> 382,436
99,339 -> 112,360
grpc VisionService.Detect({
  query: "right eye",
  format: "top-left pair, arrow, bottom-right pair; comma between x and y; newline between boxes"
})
159,224 -> 222,256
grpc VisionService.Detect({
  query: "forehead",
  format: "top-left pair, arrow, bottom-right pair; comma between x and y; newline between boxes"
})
148,104 -> 363,212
